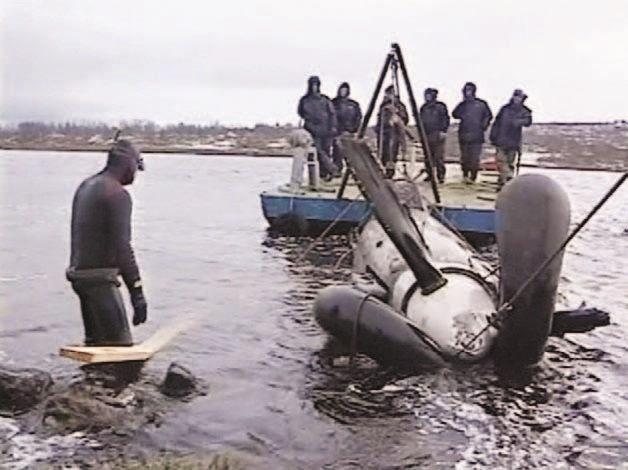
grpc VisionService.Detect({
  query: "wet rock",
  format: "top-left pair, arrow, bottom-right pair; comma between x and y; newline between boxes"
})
332,356 -> 352,368
82,361 -> 144,388
43,388 -> 128,433
0,365 -> 53,415
160,362 -> 199,398
40,379 -> 168,437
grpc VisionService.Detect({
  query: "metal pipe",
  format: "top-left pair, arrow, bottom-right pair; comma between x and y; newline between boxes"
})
359,52 -> 394,139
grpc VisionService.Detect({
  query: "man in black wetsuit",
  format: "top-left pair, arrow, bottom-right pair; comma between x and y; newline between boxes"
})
66,139 -> 147,346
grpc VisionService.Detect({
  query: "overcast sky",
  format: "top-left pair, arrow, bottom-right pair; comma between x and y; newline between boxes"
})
1,0 -> 627,126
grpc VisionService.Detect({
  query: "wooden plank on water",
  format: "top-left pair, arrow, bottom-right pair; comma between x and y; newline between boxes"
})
60,319 -> 195,364
60,344 -> 153,363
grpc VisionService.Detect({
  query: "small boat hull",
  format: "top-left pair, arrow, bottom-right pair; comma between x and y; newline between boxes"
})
260,192 -> 371,235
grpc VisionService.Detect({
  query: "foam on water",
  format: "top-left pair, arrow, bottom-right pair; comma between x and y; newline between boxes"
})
0,417 -> 102,469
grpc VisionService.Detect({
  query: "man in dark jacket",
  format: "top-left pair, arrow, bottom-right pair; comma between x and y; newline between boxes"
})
67,139 -> 147,346
490,89 -> 532,190
375,85 -> 409,178
331,82 -> 362,173
452,82 -> 493,183
420,88 -> 450,183
297,76 -> 339,180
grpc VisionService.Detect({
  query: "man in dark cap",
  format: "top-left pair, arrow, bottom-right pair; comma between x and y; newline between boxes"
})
375,85 -> 409,178
297,76 -> 339,180
490,89 -> 532,190
66,139 -> 147,346
452,82 -> 493,183
420,88 -> 450,183
331,82 -> 362,173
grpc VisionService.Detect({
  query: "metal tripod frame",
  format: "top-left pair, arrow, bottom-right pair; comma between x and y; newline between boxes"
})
337,43 -> 441,204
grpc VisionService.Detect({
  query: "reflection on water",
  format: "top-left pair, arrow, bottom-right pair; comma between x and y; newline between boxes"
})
0,151 -> 627,468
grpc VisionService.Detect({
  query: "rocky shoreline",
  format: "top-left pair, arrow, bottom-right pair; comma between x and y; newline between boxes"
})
0,362 -> 211,468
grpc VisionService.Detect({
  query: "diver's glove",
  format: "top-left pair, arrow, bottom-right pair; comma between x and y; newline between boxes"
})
129,281 -> 148,326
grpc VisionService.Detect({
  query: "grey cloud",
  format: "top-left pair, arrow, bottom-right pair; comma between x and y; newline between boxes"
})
1,0 -> 627,125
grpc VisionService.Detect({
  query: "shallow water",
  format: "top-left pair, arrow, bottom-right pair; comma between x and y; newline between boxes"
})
0,150 -> 627,468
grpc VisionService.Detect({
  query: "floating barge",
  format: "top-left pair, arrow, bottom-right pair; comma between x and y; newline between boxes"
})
260,162 -> 498,242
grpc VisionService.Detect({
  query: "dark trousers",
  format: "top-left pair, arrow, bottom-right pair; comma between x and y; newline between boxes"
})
331,138 -> 345,173
313,136 -> 337,178
427,138 -> 446,181
459,142 -> 483,180
379,133 -> 401,166
72,280 -> 133,346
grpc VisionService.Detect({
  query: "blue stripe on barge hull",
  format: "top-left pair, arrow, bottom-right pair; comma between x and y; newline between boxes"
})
260,192 -> 372,225
260,192 -> 496,238
439,206 -> 496,234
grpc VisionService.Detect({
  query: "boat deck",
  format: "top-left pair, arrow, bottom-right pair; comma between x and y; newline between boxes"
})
417,165 -> 499,208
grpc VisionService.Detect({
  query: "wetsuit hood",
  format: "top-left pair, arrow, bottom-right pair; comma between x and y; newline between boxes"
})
106,139 -> 143,185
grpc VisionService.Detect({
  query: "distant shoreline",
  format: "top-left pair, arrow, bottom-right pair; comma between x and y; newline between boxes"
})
1,144 -> 624,173
0,145 -> 292,158
1,121 -> 626,172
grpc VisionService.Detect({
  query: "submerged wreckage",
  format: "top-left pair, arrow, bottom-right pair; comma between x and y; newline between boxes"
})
261,42 -> 618,369
313,138 -> 614,369
306,43 -> 618,369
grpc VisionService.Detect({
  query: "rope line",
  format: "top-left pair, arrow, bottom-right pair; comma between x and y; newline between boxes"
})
296,199 -> 359,263
350,293 -> 373,367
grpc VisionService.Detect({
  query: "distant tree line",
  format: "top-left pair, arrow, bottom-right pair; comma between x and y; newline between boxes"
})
0,120 -> 295,140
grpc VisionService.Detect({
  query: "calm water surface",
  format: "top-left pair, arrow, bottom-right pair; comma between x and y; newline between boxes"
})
0,150 -> 627,469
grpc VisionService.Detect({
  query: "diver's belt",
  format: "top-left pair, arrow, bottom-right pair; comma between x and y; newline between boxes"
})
66,267 -> 121,286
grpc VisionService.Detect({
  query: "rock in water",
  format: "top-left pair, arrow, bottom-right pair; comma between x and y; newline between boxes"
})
0,366 -> 53,415
161,362 -> 198,398
43,389 -> 127,433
